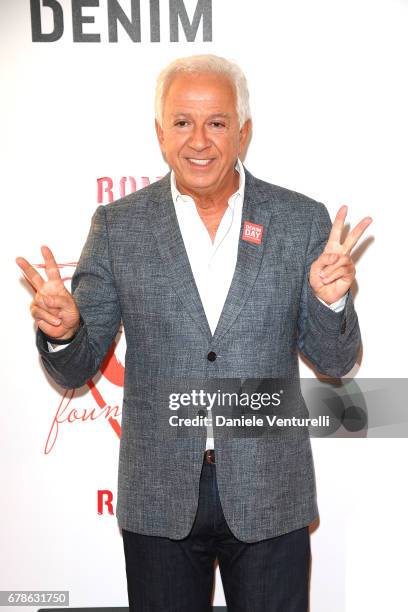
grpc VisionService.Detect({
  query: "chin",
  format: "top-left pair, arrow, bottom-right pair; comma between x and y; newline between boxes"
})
179,171 -> 214,185
187,179 -> 216,191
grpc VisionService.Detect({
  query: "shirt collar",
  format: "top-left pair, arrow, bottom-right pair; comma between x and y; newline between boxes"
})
170,158 -> 245,210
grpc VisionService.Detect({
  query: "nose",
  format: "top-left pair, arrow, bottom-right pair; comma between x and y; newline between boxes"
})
188,124 -> 211,151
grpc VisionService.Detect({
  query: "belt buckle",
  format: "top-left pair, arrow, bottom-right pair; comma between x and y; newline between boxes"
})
205,449 -> 215,464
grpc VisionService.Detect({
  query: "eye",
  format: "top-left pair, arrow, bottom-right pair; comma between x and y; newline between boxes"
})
210,121 -> 226,129
175,120 -> 189,127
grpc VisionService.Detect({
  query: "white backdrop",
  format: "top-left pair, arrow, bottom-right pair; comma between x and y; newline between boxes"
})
2,1 -> 408,610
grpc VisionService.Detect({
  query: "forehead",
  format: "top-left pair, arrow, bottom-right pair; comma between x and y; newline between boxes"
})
163,71 -> 237,117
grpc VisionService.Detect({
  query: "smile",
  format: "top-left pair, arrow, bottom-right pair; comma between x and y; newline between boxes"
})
186,158 -> 214,167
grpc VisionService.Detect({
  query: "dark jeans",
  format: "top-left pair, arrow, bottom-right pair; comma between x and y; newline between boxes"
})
122,458 -> 311,611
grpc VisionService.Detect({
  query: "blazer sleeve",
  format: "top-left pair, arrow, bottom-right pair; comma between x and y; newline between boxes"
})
35,205 -> 122,389
297,201 -> 362,377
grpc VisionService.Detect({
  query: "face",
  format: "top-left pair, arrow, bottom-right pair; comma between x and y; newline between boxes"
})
155,71 -> 251,199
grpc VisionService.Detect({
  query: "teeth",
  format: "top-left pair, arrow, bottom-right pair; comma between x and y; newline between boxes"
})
189,159 -> 211,165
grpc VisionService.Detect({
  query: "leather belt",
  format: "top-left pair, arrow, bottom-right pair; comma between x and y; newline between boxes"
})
204,449 -> 215,464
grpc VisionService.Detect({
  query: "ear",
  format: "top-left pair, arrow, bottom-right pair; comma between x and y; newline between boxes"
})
239,119 -> 252,159
155,119 -> 165,152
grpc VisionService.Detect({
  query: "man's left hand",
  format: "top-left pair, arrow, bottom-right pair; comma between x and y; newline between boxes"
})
309,205 -> 372,305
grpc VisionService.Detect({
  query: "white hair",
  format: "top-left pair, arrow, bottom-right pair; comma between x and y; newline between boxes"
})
155,54 -> 251,129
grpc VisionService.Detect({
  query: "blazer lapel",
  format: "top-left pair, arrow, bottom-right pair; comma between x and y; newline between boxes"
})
211,168 -> 273,345
149,174 -> 212,341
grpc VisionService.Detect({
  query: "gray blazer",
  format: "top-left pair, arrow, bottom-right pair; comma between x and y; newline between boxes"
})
36,167 -> 361,542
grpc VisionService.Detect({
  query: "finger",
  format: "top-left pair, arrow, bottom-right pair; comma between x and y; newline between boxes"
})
15,256 -> 44,292
34,293 -> 61,314
343,216 -> 373,254
36,319 -> 66,339
41,245 -> 62,282
315,252 -> 340,272
320,264 -> 355,285
327,205 -> 348,244
319,255 -> 352,278
42,293 -> 73,310
30,304 -> 62,326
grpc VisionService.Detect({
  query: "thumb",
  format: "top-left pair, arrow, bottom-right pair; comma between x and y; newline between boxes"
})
43,294 -> 54,307
318,252 -> 339,270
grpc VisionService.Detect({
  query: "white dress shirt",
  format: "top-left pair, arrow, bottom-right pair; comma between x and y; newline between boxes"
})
48,160 -> 346,450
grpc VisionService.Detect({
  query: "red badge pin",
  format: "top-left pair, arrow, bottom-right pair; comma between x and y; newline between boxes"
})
242,221 -> 264,245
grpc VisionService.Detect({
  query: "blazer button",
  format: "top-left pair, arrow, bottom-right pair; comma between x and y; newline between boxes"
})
207,351 -> 217,362
340,318 -> 347,334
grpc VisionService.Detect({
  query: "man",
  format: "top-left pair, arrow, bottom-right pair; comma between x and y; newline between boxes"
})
16,54 -> 372,611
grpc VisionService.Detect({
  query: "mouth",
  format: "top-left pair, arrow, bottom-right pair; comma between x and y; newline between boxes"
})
185,158 -> 215,168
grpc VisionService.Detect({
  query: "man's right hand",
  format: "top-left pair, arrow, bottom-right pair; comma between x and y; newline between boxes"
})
15,245 -> 80,340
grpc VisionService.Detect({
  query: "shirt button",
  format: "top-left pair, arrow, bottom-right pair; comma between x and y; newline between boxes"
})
207,351 -> 217,362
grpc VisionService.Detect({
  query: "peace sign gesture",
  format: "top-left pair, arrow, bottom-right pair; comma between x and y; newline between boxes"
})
309,205 -> 372,305
15,245 -> 80,340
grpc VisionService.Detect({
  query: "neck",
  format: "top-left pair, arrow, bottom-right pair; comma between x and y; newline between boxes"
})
175,168 -> 240,213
